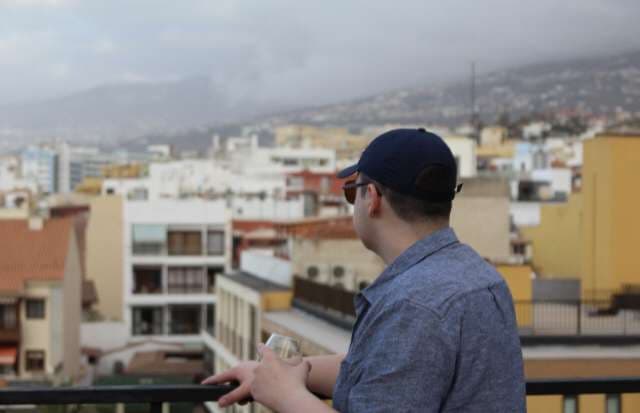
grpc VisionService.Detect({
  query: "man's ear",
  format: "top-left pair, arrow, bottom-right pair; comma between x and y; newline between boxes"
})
367,184 -> 381,217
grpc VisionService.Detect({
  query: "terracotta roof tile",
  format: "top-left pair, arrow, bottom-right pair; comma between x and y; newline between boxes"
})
0,218 -> 74,294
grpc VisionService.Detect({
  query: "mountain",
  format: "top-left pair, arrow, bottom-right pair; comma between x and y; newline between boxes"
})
0,76 -> 287,143
3,50 -> 640,148
266,50 -> 640,126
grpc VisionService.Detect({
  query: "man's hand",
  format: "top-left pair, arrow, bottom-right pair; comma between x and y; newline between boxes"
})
251,344 -> 312,412
201,360 -> 259,408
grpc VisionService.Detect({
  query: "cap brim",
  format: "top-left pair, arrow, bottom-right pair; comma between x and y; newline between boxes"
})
337,164 -> 358,179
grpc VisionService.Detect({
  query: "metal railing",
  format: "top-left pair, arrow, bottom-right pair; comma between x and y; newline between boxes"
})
294,277 -> 356,317
0,378 -> 640,411
514,300 -> 640,337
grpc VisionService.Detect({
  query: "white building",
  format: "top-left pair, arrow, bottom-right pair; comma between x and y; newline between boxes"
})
443,136 -> 477,178
123,200 -> 232,344
0,156 -> 37,194
21,146 -> 58,194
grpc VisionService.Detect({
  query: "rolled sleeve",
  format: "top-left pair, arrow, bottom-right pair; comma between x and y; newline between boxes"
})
346,300 -> 457,413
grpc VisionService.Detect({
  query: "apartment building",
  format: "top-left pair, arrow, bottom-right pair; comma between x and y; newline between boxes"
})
124,200 -> 231,343
203,251 -> 292,413
522,133 -> 640,299
0,218 -> 82,383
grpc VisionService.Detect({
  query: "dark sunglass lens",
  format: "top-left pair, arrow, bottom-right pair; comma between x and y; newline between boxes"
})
343,186 -> 355,204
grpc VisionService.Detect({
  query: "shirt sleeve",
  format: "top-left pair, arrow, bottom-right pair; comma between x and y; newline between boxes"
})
346,299 -> 458,413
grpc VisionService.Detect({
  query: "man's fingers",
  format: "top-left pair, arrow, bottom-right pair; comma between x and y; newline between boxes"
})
218,383 -> 251,408
201,369 -> 236,385
258,344 -> 276,362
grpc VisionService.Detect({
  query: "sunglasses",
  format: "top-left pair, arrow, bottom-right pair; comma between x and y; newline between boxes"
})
342,179 -> 380,205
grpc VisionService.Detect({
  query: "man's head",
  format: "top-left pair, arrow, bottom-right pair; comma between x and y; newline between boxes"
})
338,128 -> 461,251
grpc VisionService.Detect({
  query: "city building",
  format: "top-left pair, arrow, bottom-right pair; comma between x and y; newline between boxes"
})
0,218 -> 82,383
443,135 -> 478,178
274,125 -> 371,161
203,251 -> 293,413
21,146 -> 58,194
451,177 -> 512,262
521,133 -> 640,300
285,170 -> 348,217
123,200 -> 231,343
86,195 -> 125,321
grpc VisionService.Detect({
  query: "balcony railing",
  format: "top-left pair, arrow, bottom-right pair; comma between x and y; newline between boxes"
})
514,300 -> 640,343
293,278 -> 640,343
0,378 -> 639,411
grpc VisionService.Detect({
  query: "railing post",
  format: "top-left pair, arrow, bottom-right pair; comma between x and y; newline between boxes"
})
576,300 -> 582,335
150,402 -> 163,413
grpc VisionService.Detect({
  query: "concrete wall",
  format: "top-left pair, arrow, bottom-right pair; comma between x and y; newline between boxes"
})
81,321 -> 129,351
62,229 -> 82,380
291,238 -> 385,290
86,196 -> 124,321
521,194 -> 583,280
451,178 -> 511,262
21,282 -> 55,379
240,251 -> 292,287
582,136 -> 640,297
532,278 -> 581,302
510,202 -> 541,227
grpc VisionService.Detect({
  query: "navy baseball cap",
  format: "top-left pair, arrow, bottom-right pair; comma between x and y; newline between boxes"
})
337,128 -> 461,202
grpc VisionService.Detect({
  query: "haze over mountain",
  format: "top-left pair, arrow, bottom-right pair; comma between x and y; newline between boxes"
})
0,76 -> 291,142
2,49 -> 640,147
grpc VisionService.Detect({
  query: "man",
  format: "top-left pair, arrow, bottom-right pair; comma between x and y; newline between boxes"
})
203,128 -> 526,412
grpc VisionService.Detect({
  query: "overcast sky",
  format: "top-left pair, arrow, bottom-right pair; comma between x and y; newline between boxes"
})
1,0 -> 640,107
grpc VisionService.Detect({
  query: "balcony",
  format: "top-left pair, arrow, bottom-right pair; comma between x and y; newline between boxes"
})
293,277 -> 640,345
0,379 -> 638,411
0,326 -> 20,343
132,266 -> 163,294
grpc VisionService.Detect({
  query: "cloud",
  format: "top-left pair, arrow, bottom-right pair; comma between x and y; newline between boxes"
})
1,0 -> 640,106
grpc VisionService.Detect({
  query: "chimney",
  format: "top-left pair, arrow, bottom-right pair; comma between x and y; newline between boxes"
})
28,216 -> 44,231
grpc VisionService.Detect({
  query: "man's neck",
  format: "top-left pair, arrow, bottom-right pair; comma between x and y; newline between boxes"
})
375,220 -> 449,265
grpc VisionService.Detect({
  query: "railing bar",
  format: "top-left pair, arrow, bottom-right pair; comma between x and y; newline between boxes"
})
0,384 -> 234,405
526,377 -> 640,395
150,402 -> 162,413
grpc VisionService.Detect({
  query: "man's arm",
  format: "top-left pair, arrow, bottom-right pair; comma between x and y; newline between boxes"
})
305,354 -> 345,398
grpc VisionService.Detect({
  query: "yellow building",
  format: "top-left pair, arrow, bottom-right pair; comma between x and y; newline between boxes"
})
523,134 -> 640,300
521,194 -> 583,280
581,134 -> 640,298
85,195 -> 124,321
102,163 -> 146,179
275,125 -> 371,160
74,177 -> 103,196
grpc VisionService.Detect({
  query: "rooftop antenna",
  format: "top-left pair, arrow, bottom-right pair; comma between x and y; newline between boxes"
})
470,61 -> 480,143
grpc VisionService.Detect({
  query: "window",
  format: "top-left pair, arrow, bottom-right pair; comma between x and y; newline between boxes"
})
207,267 -> 223,292
133,266 -> 163,294
207,230 -> 225,255
167,267 -> 205,294
169,305 -> 201,335
606,394 -> 621,413
0,304 -> 17,329
168,230 -> 202,255
26,350 -> 45,372
132,307 -> 164,335
132,224 -> 166,255
563,395 -> 578,413
206,304 -> 215,335
26,299 -> 45,319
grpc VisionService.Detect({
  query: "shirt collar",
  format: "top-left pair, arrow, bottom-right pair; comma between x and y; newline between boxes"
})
359,227 -> 459,306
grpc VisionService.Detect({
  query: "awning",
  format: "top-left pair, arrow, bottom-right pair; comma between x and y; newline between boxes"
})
0,347 -> 17,365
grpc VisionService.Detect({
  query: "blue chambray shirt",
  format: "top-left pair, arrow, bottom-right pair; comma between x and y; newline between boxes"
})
332,228 -> 526,412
